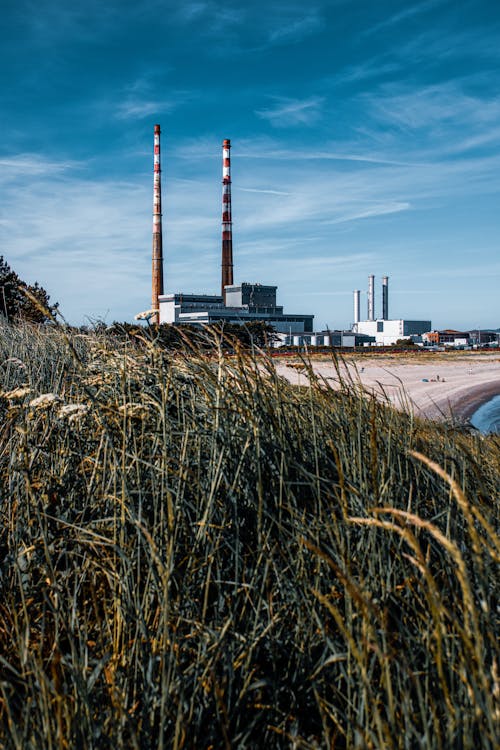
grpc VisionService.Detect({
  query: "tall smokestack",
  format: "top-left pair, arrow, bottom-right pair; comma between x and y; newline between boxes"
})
368,274 -> 375,321
151,124 -> 164,324
382,275 -> 389,320
353,290 -> 360,325
221,138 -> 233,301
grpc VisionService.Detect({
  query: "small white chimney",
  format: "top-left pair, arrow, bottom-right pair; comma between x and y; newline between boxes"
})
368,274 -> 375,321
353,290 -> 360,325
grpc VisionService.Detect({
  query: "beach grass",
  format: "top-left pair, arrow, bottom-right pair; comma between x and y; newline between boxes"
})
0,320 -> 498,748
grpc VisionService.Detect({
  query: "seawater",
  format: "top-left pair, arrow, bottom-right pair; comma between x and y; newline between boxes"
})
470,395 -> 500,435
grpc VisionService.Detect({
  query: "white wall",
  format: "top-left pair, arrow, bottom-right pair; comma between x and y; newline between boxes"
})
355,319 -> 404,345
159,297 -> 178,324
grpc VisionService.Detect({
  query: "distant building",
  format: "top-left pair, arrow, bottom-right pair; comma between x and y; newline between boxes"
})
422,329 -> 500,348
158,283 -> 314,333
225,283 -> 280,312
354,319 -> 432,346
423,329 -> 470,347
279,330 -> 375,348
467,330 -> 500,347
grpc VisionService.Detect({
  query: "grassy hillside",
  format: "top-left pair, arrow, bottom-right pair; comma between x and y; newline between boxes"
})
0,322 -> 498,748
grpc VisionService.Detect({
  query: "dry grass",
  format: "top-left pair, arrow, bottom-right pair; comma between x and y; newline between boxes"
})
0,320 -> 498,748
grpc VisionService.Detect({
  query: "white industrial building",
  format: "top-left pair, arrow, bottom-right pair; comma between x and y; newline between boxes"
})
353,318 -> 432,345
352,275 -> 431,345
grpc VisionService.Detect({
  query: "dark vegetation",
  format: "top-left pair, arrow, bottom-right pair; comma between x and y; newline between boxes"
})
0,256 -> 56,324
0,320 -> 498,748
101,319 -> 277,351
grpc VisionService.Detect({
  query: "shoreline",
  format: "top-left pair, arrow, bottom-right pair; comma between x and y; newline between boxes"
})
276,353 -> 500,425
438,380 -> 500,422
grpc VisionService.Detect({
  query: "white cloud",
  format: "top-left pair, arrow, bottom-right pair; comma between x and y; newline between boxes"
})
0,154 -> 77,178
267,11 -> 323,44
322,202 -> 411,225
172,0 -> 246,34
327,59 -> 402,87
115,99 -> 175,120
256,96 -> 325,127
111,75 -> 190,120
366,83 -> 500,132
238,187 -> 290,196
363,0 -> 447,37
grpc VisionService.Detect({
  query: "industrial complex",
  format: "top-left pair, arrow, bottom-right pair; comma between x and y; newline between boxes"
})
147,124 -> 446,348
160,285 -> 314,333
351,274 -> 431,346
152,130 -> 314,334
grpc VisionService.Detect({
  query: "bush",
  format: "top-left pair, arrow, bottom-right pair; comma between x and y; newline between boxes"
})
0,256 -> 56,323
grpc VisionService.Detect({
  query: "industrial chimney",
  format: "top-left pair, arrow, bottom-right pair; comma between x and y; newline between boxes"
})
353,290 -> 360,326
151,124 -> 164,324
382,275 -> 389,320
367,274 -> 375,321
221,139 -> 233,301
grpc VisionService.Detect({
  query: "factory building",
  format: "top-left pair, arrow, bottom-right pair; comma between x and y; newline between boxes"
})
152,129 -> 314,333
159,284 -> 313,332
354,319 -> 432,346
278,330 -> 375,348
423,330 -> 470,347
421,330 -> 500,348
352,275 -> 431,345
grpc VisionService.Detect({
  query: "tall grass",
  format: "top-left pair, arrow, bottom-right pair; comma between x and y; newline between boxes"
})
0,320 -> 498,748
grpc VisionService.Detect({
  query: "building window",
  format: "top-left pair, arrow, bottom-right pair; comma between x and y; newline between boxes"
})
377,321 -> 384,332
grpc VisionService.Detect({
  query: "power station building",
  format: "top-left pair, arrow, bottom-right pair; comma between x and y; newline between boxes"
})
352,275 -> 431,345
152,129 -> 314,333
159,283 -> 314,332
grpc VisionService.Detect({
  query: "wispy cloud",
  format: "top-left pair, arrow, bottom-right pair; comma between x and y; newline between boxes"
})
115,99 -> 175,120
0,154 -> 77,178
256,96 -> 324,126
387,23 -> 500,70
0,155 -> 152,321
267,11 -> 323,45
172,0 -> 246,34
19,0 -> 128,49
183,136 -> 421,167
238,187 -> 290,196
322,202 -> 411,225
358,79 -> 500,161
366,83 -> 500,132
363,0 -> 447,37
112,73 -> 189,120
443,126 -> 500,155
175,2 -> 209,23
327,58 -> 402,87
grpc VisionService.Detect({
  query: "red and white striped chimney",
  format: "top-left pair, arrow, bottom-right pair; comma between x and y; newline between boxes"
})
221,138 -> 233,301
151,124 -> 164,324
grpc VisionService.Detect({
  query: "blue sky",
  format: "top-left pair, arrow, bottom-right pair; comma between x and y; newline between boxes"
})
1,0 -> 499,329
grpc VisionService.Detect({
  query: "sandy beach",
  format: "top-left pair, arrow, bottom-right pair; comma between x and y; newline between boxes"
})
276,352 -> 500,423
